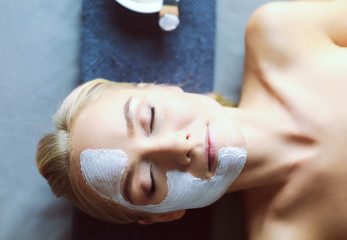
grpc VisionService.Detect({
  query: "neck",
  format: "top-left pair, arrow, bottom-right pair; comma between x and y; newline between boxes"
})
224,107 -> 299,192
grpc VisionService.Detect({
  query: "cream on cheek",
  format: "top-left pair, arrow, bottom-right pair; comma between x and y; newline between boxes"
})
80,147 -> 247,214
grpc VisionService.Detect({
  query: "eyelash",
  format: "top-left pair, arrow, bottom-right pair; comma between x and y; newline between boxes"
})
149,164 -> 156,195
149,106 -> 155,133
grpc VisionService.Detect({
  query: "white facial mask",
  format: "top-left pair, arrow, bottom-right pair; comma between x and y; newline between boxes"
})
80,146 -> 246,213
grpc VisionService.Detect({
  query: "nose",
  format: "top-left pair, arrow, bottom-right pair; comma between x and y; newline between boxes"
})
143,131 -> 192,167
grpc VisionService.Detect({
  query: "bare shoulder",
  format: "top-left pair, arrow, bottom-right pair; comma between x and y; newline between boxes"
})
243,0 -> 347,132
241,1 -> 347,118
245,0 -> 347,52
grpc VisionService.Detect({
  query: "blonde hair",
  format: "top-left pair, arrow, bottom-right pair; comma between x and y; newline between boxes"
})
35,78 -> 235,224
36,79 -> 152,223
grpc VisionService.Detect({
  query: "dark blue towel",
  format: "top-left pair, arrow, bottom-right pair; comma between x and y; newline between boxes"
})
80,0 -> 216,94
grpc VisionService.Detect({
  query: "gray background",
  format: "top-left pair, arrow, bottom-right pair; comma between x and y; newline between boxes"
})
0,0 -> 275,239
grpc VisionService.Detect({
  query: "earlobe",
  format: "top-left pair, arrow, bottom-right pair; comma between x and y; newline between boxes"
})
138,219 -> 155,225
137,210 -> 186,225
137,83 -> 148,88
157,210 -> 186,223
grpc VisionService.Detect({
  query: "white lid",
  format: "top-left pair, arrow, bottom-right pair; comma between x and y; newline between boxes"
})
116,0 -> 163,13
159,14 -> 180,31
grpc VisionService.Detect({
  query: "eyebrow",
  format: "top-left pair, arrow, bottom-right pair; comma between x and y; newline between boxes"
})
124,96 -> 135,136
123,164 -> 135,204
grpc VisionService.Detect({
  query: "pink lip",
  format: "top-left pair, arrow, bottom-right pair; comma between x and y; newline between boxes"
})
205,125 -> 216,171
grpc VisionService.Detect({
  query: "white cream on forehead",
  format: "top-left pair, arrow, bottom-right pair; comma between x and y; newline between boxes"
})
80,147 -> 247,213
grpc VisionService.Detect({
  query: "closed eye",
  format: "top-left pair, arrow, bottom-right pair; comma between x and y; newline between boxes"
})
149,106 -> 155,133
149,164 -> 156,195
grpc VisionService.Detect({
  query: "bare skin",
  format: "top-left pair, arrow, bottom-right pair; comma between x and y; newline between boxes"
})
68,0 -> 346,235
224,0 -> 347,239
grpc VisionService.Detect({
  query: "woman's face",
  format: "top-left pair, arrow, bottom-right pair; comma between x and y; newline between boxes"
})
71,84 -> 245,209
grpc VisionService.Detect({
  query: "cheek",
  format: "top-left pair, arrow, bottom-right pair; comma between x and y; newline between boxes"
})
155,93 -> 221,133
167,95 -> 204,119
160,85 -> 183,93
155,100 -> 188,131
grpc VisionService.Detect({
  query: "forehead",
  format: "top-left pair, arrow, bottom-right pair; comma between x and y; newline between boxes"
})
71,87 -> 133,160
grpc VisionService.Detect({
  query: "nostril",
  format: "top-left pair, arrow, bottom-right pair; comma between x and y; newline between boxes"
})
186,150 -> 192,160
184,150 -> 192,164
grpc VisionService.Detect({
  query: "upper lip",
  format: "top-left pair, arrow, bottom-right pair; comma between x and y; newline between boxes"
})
205,125 -> 215,171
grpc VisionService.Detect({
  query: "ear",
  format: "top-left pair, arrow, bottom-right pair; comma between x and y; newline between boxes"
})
137,83 -> 147,88
137,83 -> 157,89
137,83 -> 154,88
138,210 -> 186,225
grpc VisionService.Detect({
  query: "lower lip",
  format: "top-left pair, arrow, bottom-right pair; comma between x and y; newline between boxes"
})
205,125 -> 216,171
